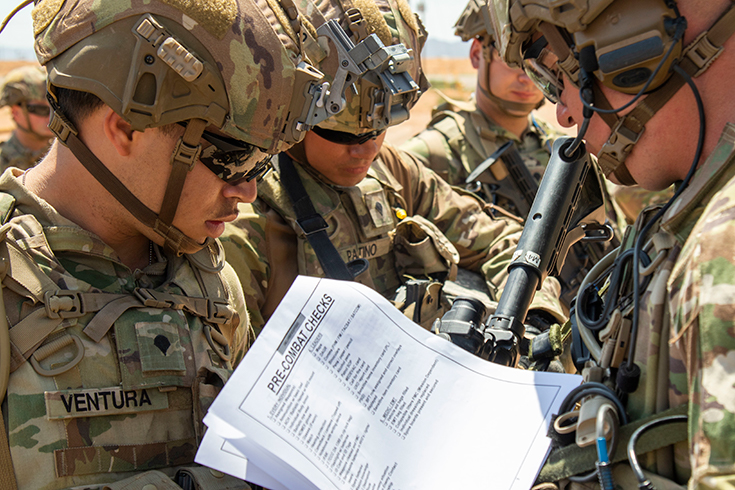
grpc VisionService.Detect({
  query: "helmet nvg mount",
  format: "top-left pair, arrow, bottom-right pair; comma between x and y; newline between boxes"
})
306,0 -> 430,135
15,0 -> 416,254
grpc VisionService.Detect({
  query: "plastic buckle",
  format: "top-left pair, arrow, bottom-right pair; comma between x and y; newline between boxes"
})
297,214 -> 329,236
207,299 -> 234,325
31,333 -> 85,377
600,118 -> 644,169
48,110 -> 78,144
683,30 -> 723,78
44,290 -> 85,319
134,288 -> 173,309
345,7 -> 369,41
172,138 -> 202,170
204,324 -> 231,362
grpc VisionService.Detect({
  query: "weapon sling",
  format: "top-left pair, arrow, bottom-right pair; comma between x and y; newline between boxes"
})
277,153 -> 355,281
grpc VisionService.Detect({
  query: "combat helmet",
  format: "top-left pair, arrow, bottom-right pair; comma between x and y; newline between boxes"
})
303,0 -> 430,136
16,0 -> 406,254
486,0 -> 735,184
0,64 -> 50,138
454,0 -> 543,115
0,65 -> 46,107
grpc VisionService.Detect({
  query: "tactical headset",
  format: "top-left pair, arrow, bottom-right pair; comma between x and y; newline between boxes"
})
572,0 -> 684,95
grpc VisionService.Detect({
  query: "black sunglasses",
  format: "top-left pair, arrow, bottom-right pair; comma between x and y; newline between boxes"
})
25,103 -> 51,117
177,122 -> 272,183
312,126 -> 385,145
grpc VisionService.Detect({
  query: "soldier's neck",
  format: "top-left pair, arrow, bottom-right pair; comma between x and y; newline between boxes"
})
475,90 -> 529,139
25,144 -> 152,272
13,128 -> 51,152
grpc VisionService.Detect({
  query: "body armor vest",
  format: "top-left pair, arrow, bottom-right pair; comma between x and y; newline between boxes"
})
258,155 -> 405,297
418,104 -> 552,219
1,193 -> 244,489
257,150 -> 467,328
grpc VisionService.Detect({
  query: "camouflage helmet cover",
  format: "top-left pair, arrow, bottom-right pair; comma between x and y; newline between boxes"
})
453,0 -> 494,43
32,0 -> 308,153
0,65 -> 47,107
485,0 -> 615,68
307,0 -> 429,135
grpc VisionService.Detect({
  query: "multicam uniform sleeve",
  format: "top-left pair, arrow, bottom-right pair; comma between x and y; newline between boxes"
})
383,144 -> 566,322
668,177 -> 735,487
220,201 -> 272,339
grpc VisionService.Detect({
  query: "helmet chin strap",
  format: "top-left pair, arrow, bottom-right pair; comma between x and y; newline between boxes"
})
47,100 -> 213,256
478,49 -> 544,117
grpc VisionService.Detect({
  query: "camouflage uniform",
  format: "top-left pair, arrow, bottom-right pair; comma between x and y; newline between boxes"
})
0,133 -> 48,173
606,180 -> 676,230
400,96 -> 557,219
542,123 -> 735,490
221,143 -> 565,336
402,97 -> 618,310
1,169 -> 250,489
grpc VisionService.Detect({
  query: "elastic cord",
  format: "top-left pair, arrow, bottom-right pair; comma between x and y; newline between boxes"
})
627,415 -> 688,486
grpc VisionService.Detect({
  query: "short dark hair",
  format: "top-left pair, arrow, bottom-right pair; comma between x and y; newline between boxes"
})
54,86 -> 181,137
54,86 -> 104,128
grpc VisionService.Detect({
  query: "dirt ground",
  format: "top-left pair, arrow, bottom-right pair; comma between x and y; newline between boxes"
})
0,58 -> 571,145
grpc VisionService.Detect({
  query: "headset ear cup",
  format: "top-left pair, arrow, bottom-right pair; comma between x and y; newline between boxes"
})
573,0 -> 683,95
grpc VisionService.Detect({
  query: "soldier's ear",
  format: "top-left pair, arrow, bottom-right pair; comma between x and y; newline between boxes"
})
102,108 -> 135,157
469,38 -> 483,70
10,105 -> 24,125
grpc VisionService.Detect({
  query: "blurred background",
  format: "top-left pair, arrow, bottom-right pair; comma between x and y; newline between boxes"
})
0,0 -> 570,144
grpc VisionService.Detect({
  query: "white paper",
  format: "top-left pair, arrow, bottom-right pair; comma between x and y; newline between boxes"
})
198,276 -> 581,490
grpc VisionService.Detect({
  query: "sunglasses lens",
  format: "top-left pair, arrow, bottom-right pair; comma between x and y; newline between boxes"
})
26,104 -> 51,117
312,126 -> 384,145
523,59 -> 562,104
197,130 -> 273,184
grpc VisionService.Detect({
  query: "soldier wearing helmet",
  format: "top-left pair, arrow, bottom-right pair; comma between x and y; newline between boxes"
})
0,65 -> 53,172
0,0 -> 403,488
401,0 -> 554,214
220,0 -> 567,349
486,0 -> 735,487
401,0 -> 620,312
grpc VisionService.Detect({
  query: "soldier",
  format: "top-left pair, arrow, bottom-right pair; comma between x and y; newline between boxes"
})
221,0 -> 566,348
401,0 -> 554,219
0,0 -> 380,488
0,65 -> 53,172
486,0 -> 735,487
401,0 -> 617,311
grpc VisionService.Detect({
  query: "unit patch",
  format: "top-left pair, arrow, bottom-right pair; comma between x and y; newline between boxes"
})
45,387 -> 169,419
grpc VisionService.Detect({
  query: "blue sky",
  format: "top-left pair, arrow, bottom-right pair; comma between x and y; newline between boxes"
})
0,0 -> 465,60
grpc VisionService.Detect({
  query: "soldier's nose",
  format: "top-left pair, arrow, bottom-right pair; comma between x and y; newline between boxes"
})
347,139 -> 380,159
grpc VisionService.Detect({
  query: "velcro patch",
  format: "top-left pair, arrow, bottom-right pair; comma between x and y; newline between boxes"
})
45,387 -> 169,420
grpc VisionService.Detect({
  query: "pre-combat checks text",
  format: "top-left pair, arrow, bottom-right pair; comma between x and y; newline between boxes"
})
0,0 -> 420,488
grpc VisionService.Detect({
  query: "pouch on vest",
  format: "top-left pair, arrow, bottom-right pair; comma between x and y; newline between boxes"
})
392,215 -> 459,282
392,279 -> 444,330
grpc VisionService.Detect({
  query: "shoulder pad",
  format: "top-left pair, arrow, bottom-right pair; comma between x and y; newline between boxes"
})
0,192 -> 16,225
